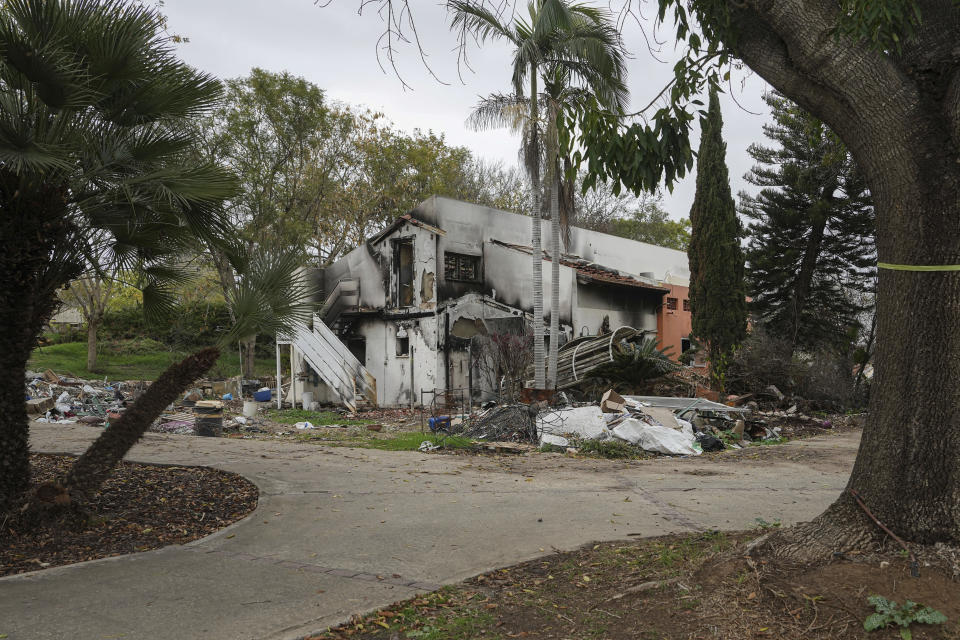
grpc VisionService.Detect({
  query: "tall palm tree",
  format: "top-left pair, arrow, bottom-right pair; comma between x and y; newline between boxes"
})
0,0 -> 237,512
451,0 -> 627,387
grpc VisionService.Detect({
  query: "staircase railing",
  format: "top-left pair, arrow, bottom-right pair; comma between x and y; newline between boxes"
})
278,314 -> 377,412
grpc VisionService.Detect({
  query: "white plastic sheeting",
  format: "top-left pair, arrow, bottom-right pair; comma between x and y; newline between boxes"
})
538,405 -> 611,444
538,403 -> 700,456
610,418 -> 700,456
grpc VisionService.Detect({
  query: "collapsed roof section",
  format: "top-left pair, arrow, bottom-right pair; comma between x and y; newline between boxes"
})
488,239 -> 670,293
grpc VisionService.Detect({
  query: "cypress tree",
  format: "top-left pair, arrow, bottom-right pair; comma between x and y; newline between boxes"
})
741,91 -> 875,355
688,91 -> 747,373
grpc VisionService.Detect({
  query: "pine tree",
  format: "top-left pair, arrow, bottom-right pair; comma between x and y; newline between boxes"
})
688,91 -> 747,372
741,91 -> 876,355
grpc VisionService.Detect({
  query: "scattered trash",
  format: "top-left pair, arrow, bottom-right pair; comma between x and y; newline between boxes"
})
428,415 -> 452,432
193,401 -> 223,437
295,421 -> 315,430
418,440 -> 439,452
541,433 -> 570,448
600,389 -> 626,413
695,431 -> 725,452
460,405 -> 537,443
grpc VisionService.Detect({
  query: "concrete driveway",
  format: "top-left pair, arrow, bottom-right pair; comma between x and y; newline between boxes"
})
1,424 -> 860,640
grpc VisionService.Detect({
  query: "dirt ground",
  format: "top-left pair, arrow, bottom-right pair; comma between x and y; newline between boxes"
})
1,454 -> 258,577
313,531 -> 960,640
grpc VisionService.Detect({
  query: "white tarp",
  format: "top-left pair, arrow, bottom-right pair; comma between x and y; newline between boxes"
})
538,405 -> 610,445
610,418 -> 700,456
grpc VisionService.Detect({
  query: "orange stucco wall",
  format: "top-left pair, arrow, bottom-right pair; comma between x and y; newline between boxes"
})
656,283 -> 692,362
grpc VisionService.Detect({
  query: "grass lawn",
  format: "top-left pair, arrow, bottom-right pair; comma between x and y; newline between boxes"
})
265,409 -> 375,427
29,340 -> 275,381
361,432 -> 474,451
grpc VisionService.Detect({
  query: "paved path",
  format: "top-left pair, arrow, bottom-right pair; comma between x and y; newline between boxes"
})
1,424 -> 860,640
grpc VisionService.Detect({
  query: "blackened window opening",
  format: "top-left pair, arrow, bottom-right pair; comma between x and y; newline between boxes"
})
444,252 -> 481,282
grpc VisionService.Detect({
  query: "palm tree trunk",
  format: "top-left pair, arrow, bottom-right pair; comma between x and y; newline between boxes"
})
241,334 -> 257,379
0,170 -> 74,513
57,348 -> 220,505
529,67 -> 546,389
547,155 -> 561,388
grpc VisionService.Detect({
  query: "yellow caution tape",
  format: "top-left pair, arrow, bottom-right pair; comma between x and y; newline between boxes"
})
877,262 -> 960,271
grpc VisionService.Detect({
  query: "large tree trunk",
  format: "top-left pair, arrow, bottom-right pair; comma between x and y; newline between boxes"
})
50,348 -> 220,506
729,0 -> 960,551
86,318 -> 100,372
844,191 -> 960,544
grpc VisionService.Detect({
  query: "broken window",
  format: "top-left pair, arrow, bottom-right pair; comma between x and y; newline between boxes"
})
682,299 -> 691,312
395,239 -> 414,307
396,335 -> 409,356
666,297 -> 678,311
444,252 -> 481,282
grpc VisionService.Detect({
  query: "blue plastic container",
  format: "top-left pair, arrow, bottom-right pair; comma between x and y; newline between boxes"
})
253,389 -> 272,402
428,416 -> 451,432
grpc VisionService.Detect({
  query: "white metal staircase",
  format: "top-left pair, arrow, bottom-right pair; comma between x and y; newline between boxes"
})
278,314 -> 377,413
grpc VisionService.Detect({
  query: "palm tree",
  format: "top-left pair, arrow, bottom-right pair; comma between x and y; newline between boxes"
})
0,0 -> 237,512
49,252 -> 316,510
224,250 -> 319,384
451,0 -> 627,387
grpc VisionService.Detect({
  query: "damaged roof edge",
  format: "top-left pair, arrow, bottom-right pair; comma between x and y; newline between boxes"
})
489,239 -> 670,293
368,213 -> 446,245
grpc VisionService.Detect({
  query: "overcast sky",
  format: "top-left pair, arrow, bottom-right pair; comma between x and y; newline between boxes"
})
161,0 -> 773,220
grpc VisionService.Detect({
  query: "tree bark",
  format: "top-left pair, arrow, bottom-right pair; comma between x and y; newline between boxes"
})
548,169 -> 561,387
241,334 -> 257,379
529,66 -> 546,389
727,0 -> 960,549
86,318 -> 100,372
53,348 -> 220,505
0,170 -> 76,513
212,248 -> 238,323
789,203 -> 828,354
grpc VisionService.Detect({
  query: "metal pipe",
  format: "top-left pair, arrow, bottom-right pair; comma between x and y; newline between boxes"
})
290,344 -> 297,409
275,340 -> 282,409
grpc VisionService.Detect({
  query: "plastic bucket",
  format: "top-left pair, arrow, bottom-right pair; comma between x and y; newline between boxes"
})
242,401 -> 258,418
253,389 -> 271,402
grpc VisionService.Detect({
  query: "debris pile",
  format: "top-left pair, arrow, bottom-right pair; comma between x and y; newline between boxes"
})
459,404 -> 538,442
526,328 -> 662,390
25,369 -> 137,425
26,368 -> 279,438
537,394 -> 701,456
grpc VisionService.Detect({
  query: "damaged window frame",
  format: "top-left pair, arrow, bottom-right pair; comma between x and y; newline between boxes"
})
666,297 -> 678,311
393,238 -> 415,308
444,251 -> 482,283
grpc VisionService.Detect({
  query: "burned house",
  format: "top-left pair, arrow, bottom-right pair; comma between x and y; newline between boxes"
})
280,196 -> 692,409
